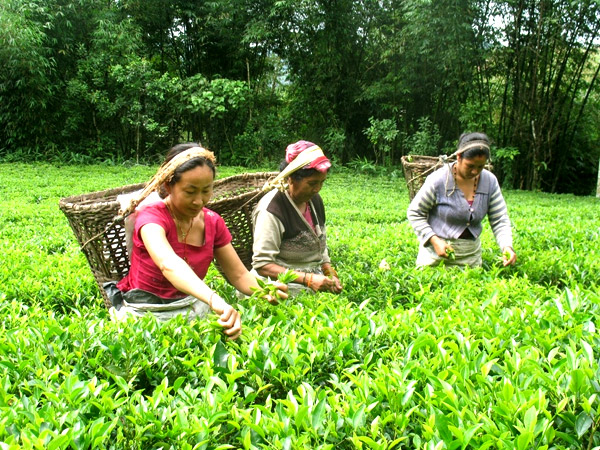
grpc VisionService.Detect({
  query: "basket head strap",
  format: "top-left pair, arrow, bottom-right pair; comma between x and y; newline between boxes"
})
262,145 -> 326,192
454,141 -> 490,156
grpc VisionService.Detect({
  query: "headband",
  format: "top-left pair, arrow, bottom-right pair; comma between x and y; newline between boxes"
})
455,141 -> 490,156
162,147 -> 216,181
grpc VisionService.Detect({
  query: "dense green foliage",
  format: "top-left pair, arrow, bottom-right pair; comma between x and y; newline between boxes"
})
1,163 -> 600,448
1,0 -> 599,193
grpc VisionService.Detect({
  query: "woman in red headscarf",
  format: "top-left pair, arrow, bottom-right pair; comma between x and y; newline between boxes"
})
251,140 -> 343,295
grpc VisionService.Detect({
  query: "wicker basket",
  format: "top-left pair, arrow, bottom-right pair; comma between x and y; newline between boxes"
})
59,171 -> 277,309
401,155 -> 492,201
401,155 -> 447,201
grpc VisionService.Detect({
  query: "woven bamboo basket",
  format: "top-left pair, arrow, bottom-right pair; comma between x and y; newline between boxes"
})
59,171 -> 277,309
401,155 -> 447,201
401,155 -> 492,200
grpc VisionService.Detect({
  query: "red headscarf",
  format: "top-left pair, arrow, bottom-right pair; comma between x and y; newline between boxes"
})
285,140 -> 331,173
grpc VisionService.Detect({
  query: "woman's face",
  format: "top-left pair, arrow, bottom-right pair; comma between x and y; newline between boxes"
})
288,171 -> 327,204
166,164 -> 214,218
456,154 -> 487,180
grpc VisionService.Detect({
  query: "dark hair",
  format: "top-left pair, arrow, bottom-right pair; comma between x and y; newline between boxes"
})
159,143 -> 216,198
457,132 -> 491,160
279,159 -> 320,182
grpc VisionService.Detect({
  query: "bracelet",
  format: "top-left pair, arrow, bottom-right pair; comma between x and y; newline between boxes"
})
307,273 -> 313,291
209,292 -> 216,308
302,272 -> 307,285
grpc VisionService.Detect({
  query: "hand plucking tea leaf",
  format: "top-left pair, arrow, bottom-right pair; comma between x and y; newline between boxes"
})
250,270 -> 295,304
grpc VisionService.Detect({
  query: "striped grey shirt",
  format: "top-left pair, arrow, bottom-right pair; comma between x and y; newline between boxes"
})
407,164 -> 513,250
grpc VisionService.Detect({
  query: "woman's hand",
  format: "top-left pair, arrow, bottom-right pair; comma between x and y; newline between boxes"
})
209,294 -> 242,340
329,276 -> 343,293
264,281 -> 288,305
430,236 -> 453,258
502,247 -> 517,266
308,273 -> 343,293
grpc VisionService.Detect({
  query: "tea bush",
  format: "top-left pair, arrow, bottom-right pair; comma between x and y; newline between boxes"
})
1,163 -> 600,449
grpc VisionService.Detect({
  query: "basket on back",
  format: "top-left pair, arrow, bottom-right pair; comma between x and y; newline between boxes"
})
401,155 -> 492,201
59,171 -> 277,309
401,155 -> 446,201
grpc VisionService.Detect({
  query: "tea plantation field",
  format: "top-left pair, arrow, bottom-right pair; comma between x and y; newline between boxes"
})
1,163 -> 600,449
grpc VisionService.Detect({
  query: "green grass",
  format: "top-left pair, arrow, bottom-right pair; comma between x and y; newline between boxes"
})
1,162 -> 600,449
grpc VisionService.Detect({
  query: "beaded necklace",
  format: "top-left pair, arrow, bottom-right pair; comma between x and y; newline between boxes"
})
453,165 -> 479,202
165,199 -> 194,262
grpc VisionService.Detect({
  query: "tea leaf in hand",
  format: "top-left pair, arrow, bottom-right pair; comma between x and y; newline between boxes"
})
278,269 -> 298,284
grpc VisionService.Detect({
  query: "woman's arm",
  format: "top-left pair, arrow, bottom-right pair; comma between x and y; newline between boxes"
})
486,178 -> 516,265
318,226 -> 342,292
214,244 -> 265,296
487,184 -> 513,250
407,176 -> 438,246
407,172 -> 457,258
321,262 -> 343,293
252,199 -> 340,293
214,244 -> 288,304
256,262 -> 296,280
253,227 -> 342,292
140,223 -> 241,338
407,173 -> 455,258
258,262 -> 340,293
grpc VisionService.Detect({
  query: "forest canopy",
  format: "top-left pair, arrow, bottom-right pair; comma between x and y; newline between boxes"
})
1,0 -> 599,194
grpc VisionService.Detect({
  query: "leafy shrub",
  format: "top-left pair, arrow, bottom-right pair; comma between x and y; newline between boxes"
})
405,117 -> 442,156
364,117 -> 399,166
2,163 -> 600,448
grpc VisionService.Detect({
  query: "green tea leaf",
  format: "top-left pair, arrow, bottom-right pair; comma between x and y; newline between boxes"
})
311,398 -> 327,431
523,406 -> 537,433
213,340 -> 230,369
516,432 -> 533,450
569,369 -> 588,395
278,269 -> 298,284
575,412 -> 593,438
435,413 -> 452,444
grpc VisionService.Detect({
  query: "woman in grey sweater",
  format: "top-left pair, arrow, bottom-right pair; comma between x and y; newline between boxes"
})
407,132 -> 517,267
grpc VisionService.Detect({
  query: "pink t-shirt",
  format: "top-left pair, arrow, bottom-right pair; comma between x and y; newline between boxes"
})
117,202 -> 232,298
303,204 -> 315,230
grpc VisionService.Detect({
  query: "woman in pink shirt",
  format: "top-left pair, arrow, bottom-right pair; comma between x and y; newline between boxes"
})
112,143 -> 287,339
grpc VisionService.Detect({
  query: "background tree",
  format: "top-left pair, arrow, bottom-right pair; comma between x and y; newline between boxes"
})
1,0 -> 599,194
1,0 -> 58,156
493,0 -> 600,192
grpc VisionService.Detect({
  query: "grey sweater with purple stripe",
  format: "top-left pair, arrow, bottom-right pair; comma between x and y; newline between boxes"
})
407,163 -> 513,250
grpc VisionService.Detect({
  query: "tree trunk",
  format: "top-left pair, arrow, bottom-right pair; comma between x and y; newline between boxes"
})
597,158 -> 600,198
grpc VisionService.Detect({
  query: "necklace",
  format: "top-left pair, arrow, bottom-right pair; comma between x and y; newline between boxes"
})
178,217 -> 194,240
453,165 -> 479,201
165,199 -> 195,262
